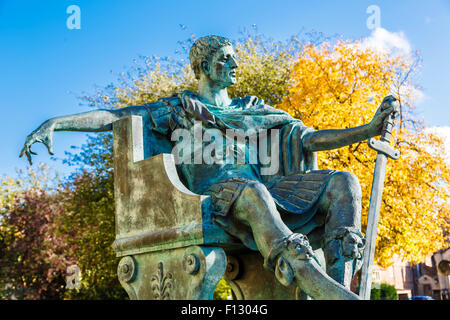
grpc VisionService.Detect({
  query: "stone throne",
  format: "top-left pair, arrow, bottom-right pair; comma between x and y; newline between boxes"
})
112,116 -> 303,300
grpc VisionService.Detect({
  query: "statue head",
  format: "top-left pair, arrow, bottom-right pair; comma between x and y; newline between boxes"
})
189,35 -> 238,87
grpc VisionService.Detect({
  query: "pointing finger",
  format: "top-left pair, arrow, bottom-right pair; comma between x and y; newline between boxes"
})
43,136 -> 54,155
25,151 -> 33,166
44,142 -> 54,156
19,145 -> 30,158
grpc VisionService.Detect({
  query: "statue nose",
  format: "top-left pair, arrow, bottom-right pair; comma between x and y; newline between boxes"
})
230,57 -> 239,68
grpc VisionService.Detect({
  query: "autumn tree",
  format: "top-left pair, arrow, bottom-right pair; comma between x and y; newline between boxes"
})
57,134 -> 127,300
280,41 -> 450,267
0,166 -> 72,299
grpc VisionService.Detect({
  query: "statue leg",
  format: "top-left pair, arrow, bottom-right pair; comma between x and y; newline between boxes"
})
317,171 -> 365,288
231,181 -> 292,257
231,181 -> 359,300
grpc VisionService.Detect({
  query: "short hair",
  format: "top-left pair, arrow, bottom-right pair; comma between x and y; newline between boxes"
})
189,35 -> 232,80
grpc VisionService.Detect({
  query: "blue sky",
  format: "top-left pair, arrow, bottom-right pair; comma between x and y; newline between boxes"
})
1,0 -> 449,179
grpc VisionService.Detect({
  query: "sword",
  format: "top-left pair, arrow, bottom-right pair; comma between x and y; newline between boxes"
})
359,97 -> 400,300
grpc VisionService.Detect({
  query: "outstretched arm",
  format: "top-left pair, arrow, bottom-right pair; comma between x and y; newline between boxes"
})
20,105 -> 147,165
302,96 -> 399,153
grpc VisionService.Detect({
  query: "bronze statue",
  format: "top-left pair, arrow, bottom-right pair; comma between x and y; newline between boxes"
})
20,35 -> 399,300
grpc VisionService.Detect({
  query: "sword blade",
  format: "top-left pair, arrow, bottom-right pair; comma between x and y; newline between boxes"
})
359,152 -> 388,300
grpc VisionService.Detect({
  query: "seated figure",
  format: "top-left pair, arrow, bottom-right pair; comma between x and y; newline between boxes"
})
20,35 -> 398,300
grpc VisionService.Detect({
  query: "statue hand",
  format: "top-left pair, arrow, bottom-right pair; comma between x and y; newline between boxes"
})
19,120 -> 55,165
369,95 -> 400,136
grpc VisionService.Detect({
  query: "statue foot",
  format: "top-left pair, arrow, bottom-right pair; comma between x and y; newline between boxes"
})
278,254 -> 360,300
267,233 -> 360,300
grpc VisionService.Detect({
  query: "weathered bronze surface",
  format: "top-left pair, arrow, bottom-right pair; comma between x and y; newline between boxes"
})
20,35 -> 400,300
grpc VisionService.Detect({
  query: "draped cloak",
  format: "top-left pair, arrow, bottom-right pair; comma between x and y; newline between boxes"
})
142,90 -> 335,250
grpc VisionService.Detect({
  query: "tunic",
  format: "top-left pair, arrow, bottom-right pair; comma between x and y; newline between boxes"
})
142,90 -> 335,250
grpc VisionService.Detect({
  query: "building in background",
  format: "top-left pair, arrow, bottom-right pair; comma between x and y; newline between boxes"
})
373,248 -> 450,300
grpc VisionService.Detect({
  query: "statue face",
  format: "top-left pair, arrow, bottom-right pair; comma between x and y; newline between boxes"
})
205,45 -> 238,87
342,233 -> 364,259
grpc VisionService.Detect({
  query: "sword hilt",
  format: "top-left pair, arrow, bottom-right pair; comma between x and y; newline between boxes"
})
368,99 -> 400,159
380,110 -> 398,143
380,96 -> 400,142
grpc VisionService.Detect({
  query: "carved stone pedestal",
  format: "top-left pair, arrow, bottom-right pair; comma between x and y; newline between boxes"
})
224,251 -> 303,300
118,246 -> 227,300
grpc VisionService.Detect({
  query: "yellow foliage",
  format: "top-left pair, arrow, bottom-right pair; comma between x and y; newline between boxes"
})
280,41 -> 450,268
0,164 -> 57,210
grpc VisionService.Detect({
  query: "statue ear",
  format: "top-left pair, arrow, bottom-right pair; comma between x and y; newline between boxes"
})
275,256 -> 294,287
201,60 -> 210,76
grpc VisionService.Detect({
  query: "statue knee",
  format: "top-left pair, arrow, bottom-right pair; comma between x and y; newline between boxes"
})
234,181 -> 271,220
240,181 -> 270,203
327,171 -> 361,200
321,172 -> 362,232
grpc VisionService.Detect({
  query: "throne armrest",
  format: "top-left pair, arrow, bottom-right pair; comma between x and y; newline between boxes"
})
112,116 -> 238,257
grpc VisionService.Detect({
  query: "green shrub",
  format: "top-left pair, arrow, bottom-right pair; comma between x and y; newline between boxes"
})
371,283 -> 398,300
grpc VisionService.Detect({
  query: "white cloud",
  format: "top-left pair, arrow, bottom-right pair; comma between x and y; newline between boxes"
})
425,126 -> 450,165
358,28 -> 427,105
361,27 -> 412,56
398,82 -> 427,105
